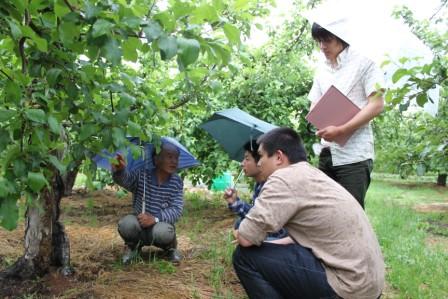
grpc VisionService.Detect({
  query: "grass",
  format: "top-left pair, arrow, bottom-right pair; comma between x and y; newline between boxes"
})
366,179 -> 448,298
1,175 -> 446,298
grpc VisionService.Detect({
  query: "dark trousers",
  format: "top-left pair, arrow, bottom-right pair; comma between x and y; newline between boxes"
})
319,147 -> 373,209
232,242 -> 339,299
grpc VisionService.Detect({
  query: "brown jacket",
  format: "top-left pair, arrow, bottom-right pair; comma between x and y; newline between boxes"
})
238,162 -> 385,299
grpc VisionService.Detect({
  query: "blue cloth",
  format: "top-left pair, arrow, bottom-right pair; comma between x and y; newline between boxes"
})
233,242 -> 339,299
113,168 -> 183,224
228,182 -> 288,239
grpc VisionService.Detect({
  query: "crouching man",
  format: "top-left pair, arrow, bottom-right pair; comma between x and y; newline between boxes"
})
112,142 -> 183,264
233,128 -> 385,299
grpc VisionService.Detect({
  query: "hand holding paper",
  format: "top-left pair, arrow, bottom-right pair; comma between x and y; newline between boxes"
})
306,85 -> 360,146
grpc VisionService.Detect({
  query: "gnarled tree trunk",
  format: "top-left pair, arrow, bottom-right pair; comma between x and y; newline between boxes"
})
1,173 -> 73,280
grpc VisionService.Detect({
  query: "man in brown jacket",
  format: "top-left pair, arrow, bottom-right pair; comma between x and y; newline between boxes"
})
233,127 -> 385,299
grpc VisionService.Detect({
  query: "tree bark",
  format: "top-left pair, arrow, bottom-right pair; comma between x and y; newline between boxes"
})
63,163 -> 80,196
437,173 -> 447,186
0,173 -> 73,280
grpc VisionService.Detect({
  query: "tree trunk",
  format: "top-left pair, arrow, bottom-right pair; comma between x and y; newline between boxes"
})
437,173 -> 447,186
1,174 -> 73,280
63,163 -> 80,196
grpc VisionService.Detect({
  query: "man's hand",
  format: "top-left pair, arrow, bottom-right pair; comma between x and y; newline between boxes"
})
223,188 -> 237,205
111,153 -> 126,172
316,125 -> 345,142
137,213 -> 156,228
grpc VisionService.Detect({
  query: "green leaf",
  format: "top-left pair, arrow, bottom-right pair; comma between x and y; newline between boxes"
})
7,19 -> 22,40
47,115 -> 61,134
112,127 -> 126,148
122,37 -> 141,62
121,16 -> 141,30
0,129 -> 10,153
25,109 -> 46,123
223,23 -> 241,45
210,43 -> 230,65
0,177 -> 16,197
48,155 -> 67,174
177,37 -> 200,68
189,67 -> 208,84
131,3 -> 147,17
127,121 -> 142,137
119,93 -> 137,107
154,12 -> 176,33
173,2 -> 192,19
59,21 -> 80,47
416,93 -> 427,107
191,4 -> 219,24
85,1 -> 101,20
0,197 -> 19,231
21,25 -> 48,52
11,0 -> 26,13
102,38 -> 122,65
27,172 -> 48,192
0,109 -> 16,122
143,20 -> 163,42
92,19 -> 115,38
212,0 -> 225,12
234,0 -> 250,11
158,35 -> 177,60
55,0 -> 71,17
79,124 -> 97,141
4,80 -> 22,103
13,159 -> 27,177
33,35 -> 48,52
392,69 -> 409,83
30,0 -> 48,13
46,68 -> 63,87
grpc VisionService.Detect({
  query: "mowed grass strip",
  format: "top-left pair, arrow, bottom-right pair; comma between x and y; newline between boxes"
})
366,179 -> 448,299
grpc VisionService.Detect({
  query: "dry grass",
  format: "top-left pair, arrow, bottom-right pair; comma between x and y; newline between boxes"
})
0,188 -> 245,299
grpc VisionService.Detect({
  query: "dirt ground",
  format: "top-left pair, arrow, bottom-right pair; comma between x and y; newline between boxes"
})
1,186 -> 446,298
0,189 -> 245,299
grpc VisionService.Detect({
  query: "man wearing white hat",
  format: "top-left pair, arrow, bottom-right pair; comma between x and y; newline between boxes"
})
308,22 -> 385,208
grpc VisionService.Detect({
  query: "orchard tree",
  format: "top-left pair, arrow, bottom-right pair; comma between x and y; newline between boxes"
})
381,3 -> 447,185
174,0 -> 319,186
0,0 -> 271,280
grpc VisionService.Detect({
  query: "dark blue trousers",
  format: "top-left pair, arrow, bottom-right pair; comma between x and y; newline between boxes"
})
233,242 -> 339,299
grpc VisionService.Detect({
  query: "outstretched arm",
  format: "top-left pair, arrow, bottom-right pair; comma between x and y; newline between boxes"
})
111,153 -> 139,193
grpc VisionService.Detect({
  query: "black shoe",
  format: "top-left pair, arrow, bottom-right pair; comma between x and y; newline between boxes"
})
167,248 -> 182,264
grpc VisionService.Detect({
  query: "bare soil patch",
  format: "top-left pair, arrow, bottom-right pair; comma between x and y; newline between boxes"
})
414,202 -> 448,213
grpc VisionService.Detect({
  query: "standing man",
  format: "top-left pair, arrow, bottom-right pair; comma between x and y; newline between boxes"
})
308,23 -> 385,208
112,142 -> 183,264
224,140 -> 288,240
233,127 -> 385,299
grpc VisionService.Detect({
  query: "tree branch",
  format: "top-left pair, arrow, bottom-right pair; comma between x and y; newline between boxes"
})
63,0 -> 75,12
110,90 -> 115,112
430,0 -> 448,20
0,70 -> 13,81
19,37 -> 28,74
168,65 -> 216,110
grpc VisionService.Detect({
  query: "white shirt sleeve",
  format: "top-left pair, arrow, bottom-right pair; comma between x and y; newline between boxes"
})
362,61 -> 385,97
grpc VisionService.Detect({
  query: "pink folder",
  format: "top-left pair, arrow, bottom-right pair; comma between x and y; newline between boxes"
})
306,85 -> 360,146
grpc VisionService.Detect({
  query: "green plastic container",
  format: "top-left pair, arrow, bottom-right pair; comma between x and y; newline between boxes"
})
211,171 -> 233,191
